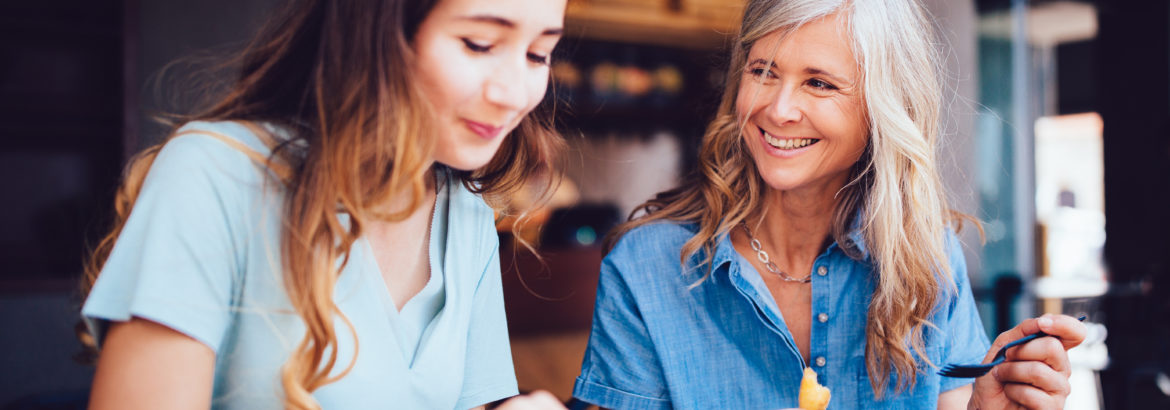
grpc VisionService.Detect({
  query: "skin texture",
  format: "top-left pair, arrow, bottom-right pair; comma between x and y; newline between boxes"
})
88,0 -> 567,409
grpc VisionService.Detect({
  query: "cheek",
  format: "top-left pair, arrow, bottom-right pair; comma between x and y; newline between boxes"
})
524,73 -> 550,113
416,45 -> 482,110
734,83 -> 755,118
819,99 -> 867,146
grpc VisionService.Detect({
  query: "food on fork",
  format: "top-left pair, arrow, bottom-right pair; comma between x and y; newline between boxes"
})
798,367 -> 831,410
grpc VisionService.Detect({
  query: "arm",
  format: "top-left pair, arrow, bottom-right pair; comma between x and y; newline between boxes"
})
572,247 -> 671,410
83,133 -> 251,408
89,318 -> 215,410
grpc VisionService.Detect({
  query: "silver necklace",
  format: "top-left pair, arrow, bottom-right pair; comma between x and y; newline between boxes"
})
741,223 -> 812,283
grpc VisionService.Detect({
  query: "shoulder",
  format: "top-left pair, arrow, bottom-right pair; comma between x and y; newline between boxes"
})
937,225 -> 976,302
611,220 -> 697,254
170,120 -> 276,156
604,220 -> 699,278
941,227 -> 969,278
156,121 -> 275,182
448,177 -> 495,227
446,175 -> 501,265
139,121 -> 283,216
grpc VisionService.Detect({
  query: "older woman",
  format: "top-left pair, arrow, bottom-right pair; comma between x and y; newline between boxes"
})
572,0 -> 1084,408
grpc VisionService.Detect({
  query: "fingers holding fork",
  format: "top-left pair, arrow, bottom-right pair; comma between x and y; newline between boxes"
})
969,314 -> 1088,409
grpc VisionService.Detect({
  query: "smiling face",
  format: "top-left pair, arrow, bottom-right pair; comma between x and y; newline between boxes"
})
736,12 -> 868,196
411,0 -> 566,171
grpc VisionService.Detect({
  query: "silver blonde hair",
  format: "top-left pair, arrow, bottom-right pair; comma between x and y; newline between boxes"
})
745,0 -> 957,395
611,0 -> 962,396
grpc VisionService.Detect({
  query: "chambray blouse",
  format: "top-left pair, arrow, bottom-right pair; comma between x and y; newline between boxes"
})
573,221 -> 990,409
82,121 -> 517,409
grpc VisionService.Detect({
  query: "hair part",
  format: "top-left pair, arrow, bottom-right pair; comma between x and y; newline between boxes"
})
606,0 -> 966,396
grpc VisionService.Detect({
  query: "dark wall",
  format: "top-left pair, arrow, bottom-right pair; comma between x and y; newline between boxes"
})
0,0 -> 275,405
0,2 -> 125,284
1097,0 -> 1170,407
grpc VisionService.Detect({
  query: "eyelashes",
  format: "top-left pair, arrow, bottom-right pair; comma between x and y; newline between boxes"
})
807,78 -> 837,91
527,52 -> 551,65
461,38 -> 551,66
747,67 -> 776,79
462,38 -> 492,53
745,66 -> 839,91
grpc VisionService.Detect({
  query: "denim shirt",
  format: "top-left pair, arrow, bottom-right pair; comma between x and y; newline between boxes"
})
573,221 -> 990,409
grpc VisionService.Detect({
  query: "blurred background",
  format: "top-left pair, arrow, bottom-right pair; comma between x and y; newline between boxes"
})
1,0 -> 1168,408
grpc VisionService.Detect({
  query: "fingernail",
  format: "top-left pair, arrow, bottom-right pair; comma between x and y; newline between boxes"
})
1038,317 -> 1053,328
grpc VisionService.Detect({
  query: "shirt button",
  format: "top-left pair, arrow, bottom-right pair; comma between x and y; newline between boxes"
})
815,356 -> 827,367
817,266 -> 828,276
818,313 -> 829,323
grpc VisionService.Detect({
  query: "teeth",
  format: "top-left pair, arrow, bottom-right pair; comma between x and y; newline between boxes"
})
763,131 -> 815,150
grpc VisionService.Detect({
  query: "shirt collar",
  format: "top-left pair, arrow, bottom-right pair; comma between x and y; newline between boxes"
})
711,229 -> 739,272
708,211 -> 870,273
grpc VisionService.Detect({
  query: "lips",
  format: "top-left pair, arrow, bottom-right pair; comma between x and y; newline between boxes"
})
464,120 -> 504,140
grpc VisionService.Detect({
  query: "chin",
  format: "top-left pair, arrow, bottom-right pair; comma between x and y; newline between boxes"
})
757,171 -> 806,192
434,131 -> 511,171
436,151 -> 498,171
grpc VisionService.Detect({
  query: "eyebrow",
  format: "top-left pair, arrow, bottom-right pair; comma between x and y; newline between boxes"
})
459,14 -> 564,36
748,58 -> 851,85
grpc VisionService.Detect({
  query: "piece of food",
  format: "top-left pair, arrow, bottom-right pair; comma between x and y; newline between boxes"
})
798,367 -> 831,410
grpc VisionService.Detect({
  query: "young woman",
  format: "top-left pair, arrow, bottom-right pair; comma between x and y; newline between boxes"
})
81,0 -> 568,408
572,0 -> 1085,408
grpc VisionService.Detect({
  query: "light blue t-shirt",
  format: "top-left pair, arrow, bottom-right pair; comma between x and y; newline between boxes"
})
82,121 -> 518,409
573,221 -> 990,409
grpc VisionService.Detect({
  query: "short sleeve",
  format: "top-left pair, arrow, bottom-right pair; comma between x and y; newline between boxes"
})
573,241 -> 671,410
82,133 -> 254,353
939,231 -> 992,393
455,242 -> 520,410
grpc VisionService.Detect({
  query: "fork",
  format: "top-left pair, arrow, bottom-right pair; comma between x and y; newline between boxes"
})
937,315 -> 1086,378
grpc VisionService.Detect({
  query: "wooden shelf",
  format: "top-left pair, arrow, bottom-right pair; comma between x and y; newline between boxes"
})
565,0 -> 744,50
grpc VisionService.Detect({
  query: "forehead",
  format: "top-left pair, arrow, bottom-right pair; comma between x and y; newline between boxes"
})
428,0 -> 566,28
748,13 -> 858,76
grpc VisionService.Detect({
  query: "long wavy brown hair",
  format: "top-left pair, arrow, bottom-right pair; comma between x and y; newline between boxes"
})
606,0 -> 974,396
80,0 -> 564,408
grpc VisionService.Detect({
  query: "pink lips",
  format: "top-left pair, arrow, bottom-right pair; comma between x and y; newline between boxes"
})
464,120 -> 503,140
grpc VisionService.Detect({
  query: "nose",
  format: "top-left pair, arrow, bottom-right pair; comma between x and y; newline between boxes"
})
764,86 -> 803,125
483,56 -> 530,112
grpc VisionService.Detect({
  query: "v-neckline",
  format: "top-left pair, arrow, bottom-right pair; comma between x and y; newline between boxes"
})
361,173 -> 450,368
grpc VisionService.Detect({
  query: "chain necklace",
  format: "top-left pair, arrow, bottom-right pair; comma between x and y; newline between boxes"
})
741,223 -> 812,284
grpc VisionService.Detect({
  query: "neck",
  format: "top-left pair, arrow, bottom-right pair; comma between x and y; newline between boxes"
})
379,166 -> 437,219
752,181 -> 843,264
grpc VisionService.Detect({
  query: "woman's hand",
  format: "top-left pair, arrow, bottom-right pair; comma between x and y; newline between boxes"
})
968,314 -> 1087,409
493,391 -> 567,410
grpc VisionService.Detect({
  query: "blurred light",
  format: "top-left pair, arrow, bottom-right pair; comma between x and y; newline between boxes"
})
575,226 -> 597,246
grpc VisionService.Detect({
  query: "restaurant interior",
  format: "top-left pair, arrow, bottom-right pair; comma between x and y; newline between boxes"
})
1,0 -> 1167,408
